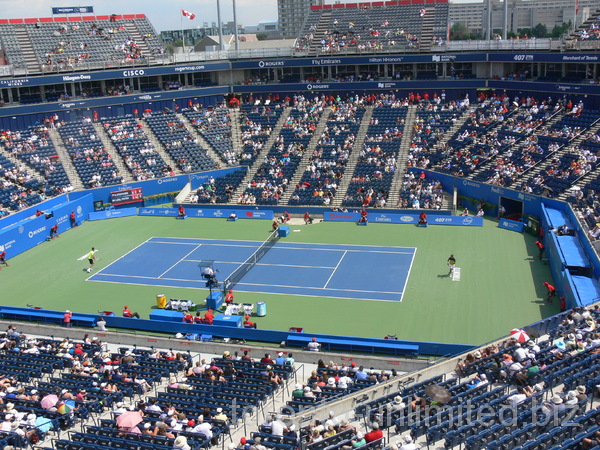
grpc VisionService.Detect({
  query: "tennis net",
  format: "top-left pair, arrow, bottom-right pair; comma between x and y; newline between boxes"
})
223,230 -> 280,292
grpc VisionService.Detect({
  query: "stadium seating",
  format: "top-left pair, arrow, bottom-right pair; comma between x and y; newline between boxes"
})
295,3 -> 449,55
342,103 -> 407,208
288,103 -> 364,206
183,106 -> 238,166
57,120 -> 123,188
238,99 -> 325,206
101,115 -> 170,180
144,111 -> 218,174
0,15 -> 164,73
0,126 -> 72,198
239,103 -> 285,167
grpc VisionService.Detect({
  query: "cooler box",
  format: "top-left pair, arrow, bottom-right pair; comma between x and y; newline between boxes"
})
156,294 -> 167,309
279,226 -> 290,237
257,301 -> 267,317
212,315 -> 242,328
206,292 -> 224,310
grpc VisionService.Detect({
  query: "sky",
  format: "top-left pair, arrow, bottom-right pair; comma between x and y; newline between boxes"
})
0,0 -> 280,33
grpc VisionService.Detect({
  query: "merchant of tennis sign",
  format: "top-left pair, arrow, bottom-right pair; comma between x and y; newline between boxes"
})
52,6 -> 94,14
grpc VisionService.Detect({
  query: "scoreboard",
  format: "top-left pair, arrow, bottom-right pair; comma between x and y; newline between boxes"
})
110,187 -> 143,206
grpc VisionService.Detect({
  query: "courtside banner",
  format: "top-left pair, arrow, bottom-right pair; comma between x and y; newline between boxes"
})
498,218 -> 525,233
0,194 -> 93,258
88,207 -> 138,221
138,207 -> 274,219
324,212 -> 483,226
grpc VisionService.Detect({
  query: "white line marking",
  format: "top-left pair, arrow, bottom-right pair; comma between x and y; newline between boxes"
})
184,259 -> 336,269
157,244 -> 202,278
150,241 -> 259,248
150,235 -> 417,252
90,273 -> 402,295
324,251 -> 347,288
398,247 -> 417,303
85,238 -> 151,278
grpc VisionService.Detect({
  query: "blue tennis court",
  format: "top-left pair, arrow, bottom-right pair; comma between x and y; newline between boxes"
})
88,237 -> 416,301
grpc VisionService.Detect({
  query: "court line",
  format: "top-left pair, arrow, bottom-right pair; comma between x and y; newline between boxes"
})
235,280 -> 402,295
323,251 -> 347,289
85,237 -> 152,281
399,248 -> 417,303
269,246 -> 415,255
150,241 -> 259,248
157,244 -> 202,279
185,259 -> 337,270
87,277 -> 401,302
90,273 -> 402,295
152,240 -> 415,255
149,235 -> 417,251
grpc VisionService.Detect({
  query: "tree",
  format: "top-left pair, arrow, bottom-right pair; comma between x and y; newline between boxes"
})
450,23 -> 470,40
551,22 -> 571,38
531,23 -> 548,38
256,33 -> 268,41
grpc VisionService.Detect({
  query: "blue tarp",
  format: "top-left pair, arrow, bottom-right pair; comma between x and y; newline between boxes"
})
556,235 -> 591,268
545,209 -> 572,230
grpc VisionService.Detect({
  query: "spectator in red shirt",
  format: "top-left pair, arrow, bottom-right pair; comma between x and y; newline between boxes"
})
203,309 -> 214,324
364,423 -> 383,443
261,353 -> 274,364
63,310 -> 72,328
543,282 -> 556,303
123,306 -> 140,319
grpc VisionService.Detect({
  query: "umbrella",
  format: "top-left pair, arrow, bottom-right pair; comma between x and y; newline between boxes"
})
41,394 -> 59,410
510,328 -> 530,343
116,410 -> 143,429
35,416 -> 54,433
57,400 -> 75,415
425,385 -> 451,404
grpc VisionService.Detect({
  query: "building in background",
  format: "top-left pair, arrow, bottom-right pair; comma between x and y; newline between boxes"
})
161,22 -> 239,45
244,20 -> 281,39
278,0 -> 323,38
450,0 -> 599,36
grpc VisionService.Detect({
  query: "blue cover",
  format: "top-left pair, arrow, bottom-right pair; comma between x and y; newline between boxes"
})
557,235 -> 591,268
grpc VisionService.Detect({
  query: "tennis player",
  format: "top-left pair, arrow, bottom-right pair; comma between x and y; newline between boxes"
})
447,254 -> 456,275
86,247 -> 96,273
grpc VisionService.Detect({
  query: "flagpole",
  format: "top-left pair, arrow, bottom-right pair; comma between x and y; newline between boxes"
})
181,13 -> 185,52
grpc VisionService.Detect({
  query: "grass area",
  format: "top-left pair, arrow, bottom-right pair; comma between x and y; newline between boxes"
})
1,215 -> 555,346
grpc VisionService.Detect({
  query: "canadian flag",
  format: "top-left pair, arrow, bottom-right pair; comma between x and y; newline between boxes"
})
182,9 -> 196,20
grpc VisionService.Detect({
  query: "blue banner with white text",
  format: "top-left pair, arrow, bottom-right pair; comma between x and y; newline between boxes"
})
324,211 -> 483,226
0,194 -> 93,259
498,218 -> 525,233
139,207 -> 274,220
88,207 -> 137,221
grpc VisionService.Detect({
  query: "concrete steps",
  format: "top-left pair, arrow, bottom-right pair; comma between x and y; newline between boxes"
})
176,113 -> 222,169
227,107 -> 291,205
92,122 -> 135,184
389,105 -> 418,207
279,107 -> 332,205
331,106 -> 375,208
47,128 -> 85,190
137,119 -> 182,174
14,26 -> 39,74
